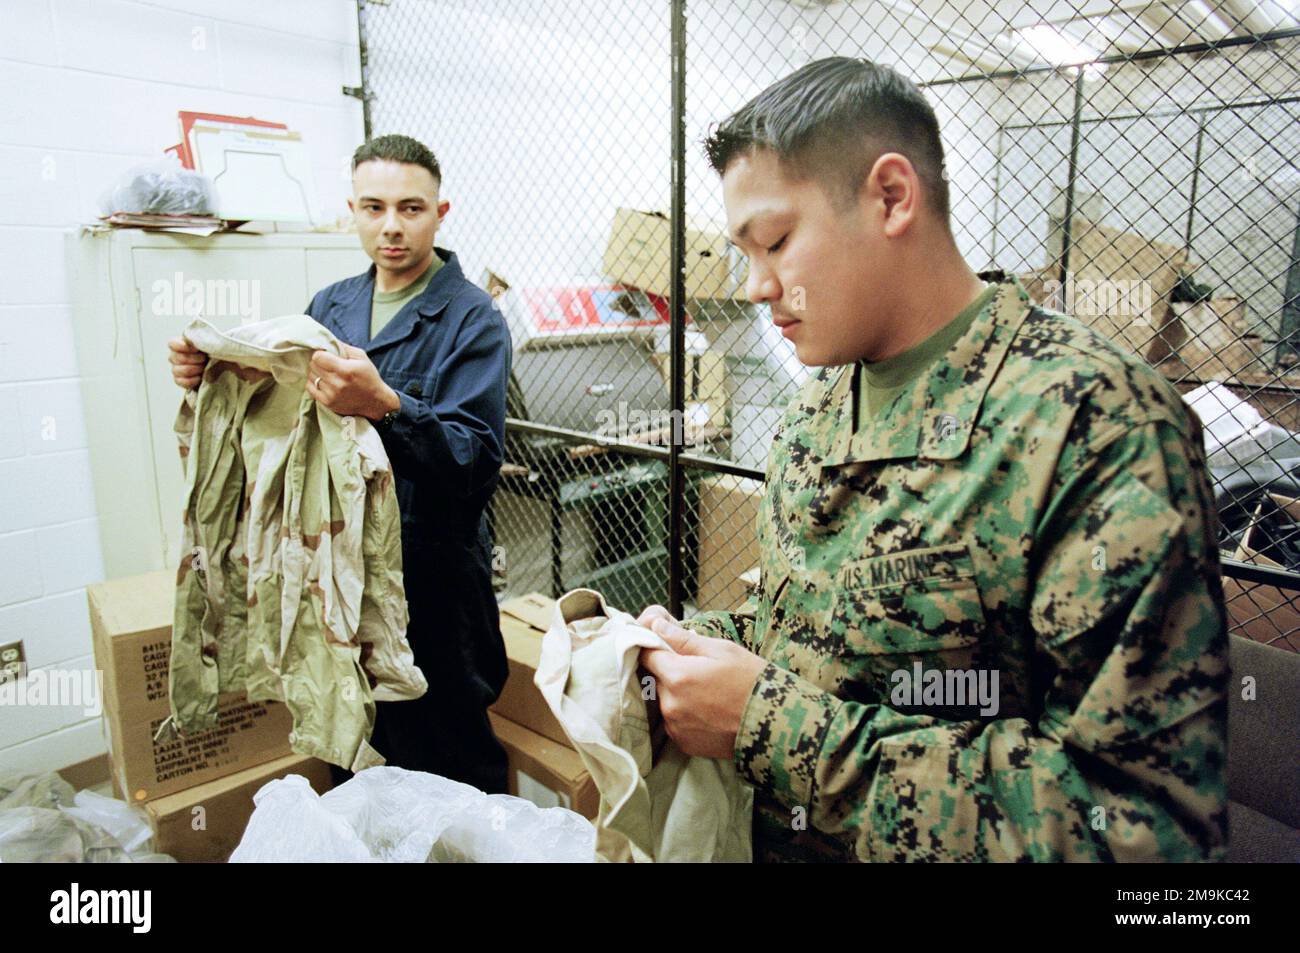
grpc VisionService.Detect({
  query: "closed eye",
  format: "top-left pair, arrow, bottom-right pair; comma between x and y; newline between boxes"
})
766,235 -> 787,254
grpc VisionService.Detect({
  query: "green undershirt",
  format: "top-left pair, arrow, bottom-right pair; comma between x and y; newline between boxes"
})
370,254 -> 443,340
857,282 -> 997,422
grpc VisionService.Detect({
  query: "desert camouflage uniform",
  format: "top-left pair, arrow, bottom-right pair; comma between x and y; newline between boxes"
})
170,315 -> 426,771
684,275 -> 1229,862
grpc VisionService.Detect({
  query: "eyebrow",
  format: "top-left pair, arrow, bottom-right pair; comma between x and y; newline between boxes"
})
356,195 -> 429,204
729,207 -> 785,246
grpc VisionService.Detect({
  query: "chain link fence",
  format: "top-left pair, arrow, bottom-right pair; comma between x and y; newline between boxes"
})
356,0 -> 1300,651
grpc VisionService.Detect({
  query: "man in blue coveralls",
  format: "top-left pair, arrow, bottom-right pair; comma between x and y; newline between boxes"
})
168,134 -> 512,793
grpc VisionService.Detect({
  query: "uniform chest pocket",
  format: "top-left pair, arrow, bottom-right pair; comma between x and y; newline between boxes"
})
833,543 -> 986,655
381,367 -> 437,401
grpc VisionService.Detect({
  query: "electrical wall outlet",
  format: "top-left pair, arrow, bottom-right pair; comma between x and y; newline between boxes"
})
0,641 -> 25,684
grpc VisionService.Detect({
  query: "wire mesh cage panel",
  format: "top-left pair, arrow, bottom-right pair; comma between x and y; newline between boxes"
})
357,0 -> 1300,649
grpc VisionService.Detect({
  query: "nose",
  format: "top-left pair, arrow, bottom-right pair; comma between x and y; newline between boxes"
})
381,208 -> 402,237
745,259 -> 781,305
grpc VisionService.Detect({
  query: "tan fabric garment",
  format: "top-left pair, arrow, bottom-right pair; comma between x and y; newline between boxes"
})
535,588 -> 752,862
169,315 -> 426,771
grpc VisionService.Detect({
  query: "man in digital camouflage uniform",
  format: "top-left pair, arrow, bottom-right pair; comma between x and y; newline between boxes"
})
638,57 -> 1228,862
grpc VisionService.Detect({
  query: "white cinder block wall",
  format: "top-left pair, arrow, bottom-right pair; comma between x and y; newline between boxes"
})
0,0 -> 364,777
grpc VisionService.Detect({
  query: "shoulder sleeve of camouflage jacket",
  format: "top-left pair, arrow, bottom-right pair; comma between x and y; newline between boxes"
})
733,398 -> 1229,861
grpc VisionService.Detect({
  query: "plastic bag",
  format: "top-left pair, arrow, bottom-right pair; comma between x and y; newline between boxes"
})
0,772 -> 175,862
98,154 -> 217,216
0,771 -> 76,810
230,768 -> 596,863
230,775 -> 373,863
0,808 -> 126,862
0,806 -> 172,863
60,789 -> 155,855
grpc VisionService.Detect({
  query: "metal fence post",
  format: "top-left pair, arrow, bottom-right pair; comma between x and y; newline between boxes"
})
668,0 -> 688,619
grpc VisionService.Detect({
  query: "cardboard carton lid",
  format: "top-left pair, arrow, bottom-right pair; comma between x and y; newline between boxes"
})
144,752 -> 326,819
87,570 -> 175,640
500,593 -> 554,632
500,615 -> 544,669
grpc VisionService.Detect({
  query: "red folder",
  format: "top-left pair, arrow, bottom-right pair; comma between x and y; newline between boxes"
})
175,111 -> 288,169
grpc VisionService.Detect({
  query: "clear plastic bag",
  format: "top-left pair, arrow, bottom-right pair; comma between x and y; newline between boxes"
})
0,808 -> 125,863
98,154 -> 218,216
230,767 -> 596,863
0,770 -> 76,810
0,772 -> 174,862
60,789 -> 156,855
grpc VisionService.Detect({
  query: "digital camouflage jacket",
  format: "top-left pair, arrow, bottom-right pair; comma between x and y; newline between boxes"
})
684,276 -> 1229,862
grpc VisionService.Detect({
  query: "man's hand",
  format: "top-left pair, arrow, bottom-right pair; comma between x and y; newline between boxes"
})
637,604 -> 767,760
167,336 -> 208,390
307,343 -> 401,420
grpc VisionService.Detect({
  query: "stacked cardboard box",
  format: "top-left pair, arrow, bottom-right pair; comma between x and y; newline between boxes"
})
1019,225 -> 1280,390
696,476 -> 765,613
1165,297 -> 1279,386
1046,215 -> 1189,362
490,594 -> 599,818
602,207 -> 747,301
145,753 -> 332,863
86,570 -> 329,861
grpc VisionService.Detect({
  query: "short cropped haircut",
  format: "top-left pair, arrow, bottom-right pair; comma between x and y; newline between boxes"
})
352,134 -> 442,187
705,57 -> 950,222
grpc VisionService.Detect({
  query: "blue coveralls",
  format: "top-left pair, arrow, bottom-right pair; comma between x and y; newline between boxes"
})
307,247 -> 511,793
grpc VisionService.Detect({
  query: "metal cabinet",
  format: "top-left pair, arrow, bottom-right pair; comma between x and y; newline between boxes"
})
66,229 -> 371,579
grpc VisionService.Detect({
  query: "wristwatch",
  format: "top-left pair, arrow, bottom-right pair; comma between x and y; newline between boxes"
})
376,406 -> 400,432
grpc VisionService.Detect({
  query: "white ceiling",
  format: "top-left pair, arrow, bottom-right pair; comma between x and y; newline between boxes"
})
794,1 -> 1300,73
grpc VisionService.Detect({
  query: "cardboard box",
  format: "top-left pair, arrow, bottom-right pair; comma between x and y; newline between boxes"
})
602,207 -> 746,300
146,752 -> 331,863
696,476 -> 765,612
491,614 -> 572,748
1045,216 -> 1189,360
87,570 -> 295,803
1015,268 -> 1058,308
1224,494 -> 1300,652
1167,298 -> 1270,385
489,711 -> 598,819
650,350 -> 729,429
500,592 -> 556,632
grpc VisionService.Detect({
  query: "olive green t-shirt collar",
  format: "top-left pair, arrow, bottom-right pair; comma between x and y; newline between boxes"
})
860,282 -> 998,390
372,255 -> 442,303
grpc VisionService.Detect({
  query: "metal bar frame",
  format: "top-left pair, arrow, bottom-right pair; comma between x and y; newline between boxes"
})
668,0 -> 688,617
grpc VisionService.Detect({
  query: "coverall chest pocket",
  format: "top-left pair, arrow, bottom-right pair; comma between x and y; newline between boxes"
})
381,366 -> 437,401
833,542 -> 986,656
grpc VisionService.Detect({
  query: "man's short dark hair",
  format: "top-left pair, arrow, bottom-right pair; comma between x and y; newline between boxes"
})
352,134 -> 442,187
705,57 -> 950,222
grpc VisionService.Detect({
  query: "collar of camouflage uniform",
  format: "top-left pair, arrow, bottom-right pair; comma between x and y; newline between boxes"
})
822,274 -> 1035,467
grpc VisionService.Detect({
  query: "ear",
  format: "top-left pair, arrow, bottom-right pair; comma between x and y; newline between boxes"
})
347,196 -> 356,214
867,152 -> 918,239
437,199 -> 451,222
